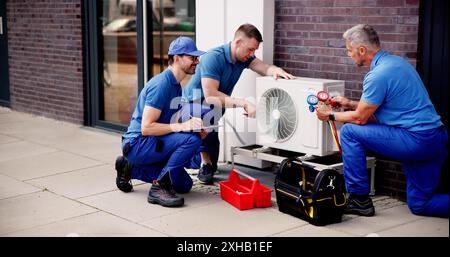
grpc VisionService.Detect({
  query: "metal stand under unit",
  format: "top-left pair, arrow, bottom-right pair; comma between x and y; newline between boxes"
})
230,144 -> 376,196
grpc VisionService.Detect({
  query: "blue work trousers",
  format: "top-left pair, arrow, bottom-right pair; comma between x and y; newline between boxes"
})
340,123 -> 449,218
122,132 -> 201,193
179,102 -> 222,169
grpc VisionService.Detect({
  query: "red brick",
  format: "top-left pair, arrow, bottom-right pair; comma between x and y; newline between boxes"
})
8,0 -> 84,125
377,0 -> 404,7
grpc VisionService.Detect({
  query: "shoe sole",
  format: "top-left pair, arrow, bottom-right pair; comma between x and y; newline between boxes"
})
197,175 -> 214,185
344,207 -> 375,217
116,179 -> 133,193
147,196 -> 184,207
198,179 -> 214,185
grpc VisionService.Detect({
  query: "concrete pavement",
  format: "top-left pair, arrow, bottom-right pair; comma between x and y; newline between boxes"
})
0,106 -> 448,237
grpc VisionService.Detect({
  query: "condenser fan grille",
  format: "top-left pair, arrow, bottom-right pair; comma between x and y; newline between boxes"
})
257,88 -> 298,142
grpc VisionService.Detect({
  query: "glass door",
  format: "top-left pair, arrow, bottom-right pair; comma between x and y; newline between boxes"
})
85,0 -> 144,130
100,0 -> 139,126
84,0 -> 196,131
150,0 -> 196,86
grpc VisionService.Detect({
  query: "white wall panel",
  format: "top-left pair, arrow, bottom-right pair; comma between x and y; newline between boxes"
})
196,0 -> 274,167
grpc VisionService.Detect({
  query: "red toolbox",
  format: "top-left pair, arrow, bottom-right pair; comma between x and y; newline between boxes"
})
219,169 -> 273,210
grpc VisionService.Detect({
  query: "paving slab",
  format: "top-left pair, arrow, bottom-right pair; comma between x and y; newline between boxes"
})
0,120 -> 81,148
47,134 -> 120,160
27,164 -> 118,199
5,211 -> 167,237
0,134 -> 20,144
271,223 -> 355,237
79,183 -> 222,224
0,191 -> 96,235
0,107 -> 11,114
88,148 -> 123,165
0,141 -> 58,162
326,205 -> 424,236
140,200 -> 302,237
0,114 -> 59,134
0,111 -> 38,124
377,216 -> 449,237
0,174 -> 41,200
0,151 -> 104,181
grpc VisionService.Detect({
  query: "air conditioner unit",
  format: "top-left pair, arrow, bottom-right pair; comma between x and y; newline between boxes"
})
256,76 -> 345,156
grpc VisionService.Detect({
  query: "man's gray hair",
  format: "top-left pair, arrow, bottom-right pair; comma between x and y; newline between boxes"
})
343,24 -> 380,49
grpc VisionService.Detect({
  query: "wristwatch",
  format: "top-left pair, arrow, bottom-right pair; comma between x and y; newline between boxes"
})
329,111 -> 335,121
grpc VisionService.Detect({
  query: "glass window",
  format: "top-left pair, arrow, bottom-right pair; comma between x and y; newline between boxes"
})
152,0 -> 196,86
96,0 -> 196,126
100,0 -> 138,125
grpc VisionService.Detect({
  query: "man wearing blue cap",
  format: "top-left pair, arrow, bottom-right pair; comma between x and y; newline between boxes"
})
115,36 -> 206,207
182,23 -> 295,184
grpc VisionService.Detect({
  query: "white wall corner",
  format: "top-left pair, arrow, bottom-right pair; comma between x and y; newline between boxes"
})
195,0 -> 275,166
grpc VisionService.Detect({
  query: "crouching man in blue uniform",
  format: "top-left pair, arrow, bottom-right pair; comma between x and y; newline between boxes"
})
315,24 -> 449,218
115,37 -> 206,207
181,23 -> 295,184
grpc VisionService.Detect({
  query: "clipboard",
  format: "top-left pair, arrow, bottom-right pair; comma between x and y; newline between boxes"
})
180,124 -> 223,132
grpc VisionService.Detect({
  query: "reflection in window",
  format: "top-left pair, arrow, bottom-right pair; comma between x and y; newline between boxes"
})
100,0 -> 138,125
98,0 -> 196,125
152,0 -> 196,86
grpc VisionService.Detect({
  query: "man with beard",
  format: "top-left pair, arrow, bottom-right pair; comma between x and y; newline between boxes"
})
181,23 -> 295,185
315,24 -> 449,218
115,37 -> 206,208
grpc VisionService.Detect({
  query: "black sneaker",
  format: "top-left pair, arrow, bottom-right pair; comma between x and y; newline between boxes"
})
147,182 -> 184,207
115,156 -> 133,193
197,163 -> 215,185
344,194 -> 375,216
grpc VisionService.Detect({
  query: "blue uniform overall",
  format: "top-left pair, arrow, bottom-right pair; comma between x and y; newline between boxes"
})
182,43 -> 255,168
341,50 -> 449,217
122,69 -> 201,193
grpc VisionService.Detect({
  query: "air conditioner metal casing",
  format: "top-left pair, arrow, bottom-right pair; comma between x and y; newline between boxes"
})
256,76 -> 345,156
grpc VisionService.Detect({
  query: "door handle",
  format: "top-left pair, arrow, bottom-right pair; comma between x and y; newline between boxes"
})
0,16 -> 3,35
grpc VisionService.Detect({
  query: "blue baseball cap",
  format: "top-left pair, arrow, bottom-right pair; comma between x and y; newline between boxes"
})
168,36 -> 205,56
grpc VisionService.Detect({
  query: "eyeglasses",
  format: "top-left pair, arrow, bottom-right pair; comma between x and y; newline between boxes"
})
183,55 -> 199,62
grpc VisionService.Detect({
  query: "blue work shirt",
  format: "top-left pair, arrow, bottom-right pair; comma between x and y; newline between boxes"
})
183,42 -> 256,102
361,50 -> 443,132
124,68 -> 183,138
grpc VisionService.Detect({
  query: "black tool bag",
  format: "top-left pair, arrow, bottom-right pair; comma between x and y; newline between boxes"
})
274,158 -> 347,226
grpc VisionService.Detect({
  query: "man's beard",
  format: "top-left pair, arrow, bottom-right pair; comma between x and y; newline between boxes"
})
183,65 -> 196,75
238,55 -> 249,62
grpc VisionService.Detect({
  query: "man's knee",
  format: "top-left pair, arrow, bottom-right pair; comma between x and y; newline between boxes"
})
340,123 -> 357,140
181,133 -> 202,148
188,133 -> 202,148
407,195 -> 428,215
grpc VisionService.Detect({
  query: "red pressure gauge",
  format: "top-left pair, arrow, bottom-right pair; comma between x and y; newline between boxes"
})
317,91 -> 329,102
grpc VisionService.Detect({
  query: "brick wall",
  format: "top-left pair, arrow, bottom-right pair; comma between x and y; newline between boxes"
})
7,0 -> 84,124
274,0 -> 421,200
373,156 -> 406,200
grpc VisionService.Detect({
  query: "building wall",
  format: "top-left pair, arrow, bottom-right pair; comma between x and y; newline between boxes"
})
7,0 -> 84,124
274,0 -> 420,99
196,0 -> 274,168
274,0 -> 421,200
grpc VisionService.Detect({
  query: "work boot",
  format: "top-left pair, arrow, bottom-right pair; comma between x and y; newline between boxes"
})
197,163 -> 215,185
344,194 -> 375,216
147,180 -> 184,207
115,156 -> 133,193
